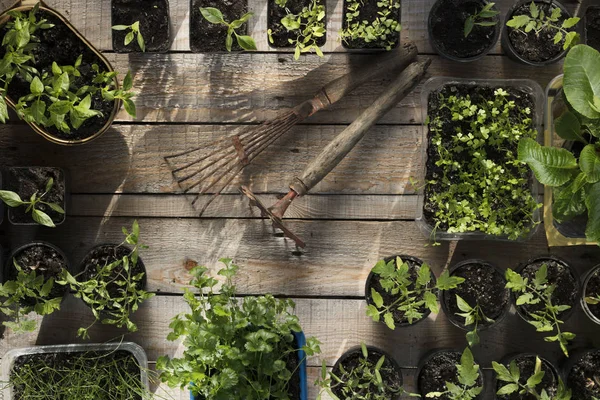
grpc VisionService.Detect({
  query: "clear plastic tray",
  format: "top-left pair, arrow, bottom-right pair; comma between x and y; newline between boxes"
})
415,77 -> 544,242
0,342 -> 149,400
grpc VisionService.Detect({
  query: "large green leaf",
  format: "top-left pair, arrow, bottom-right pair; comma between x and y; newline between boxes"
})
564,45 -> 600,119
518,138 -> 578,186
554,111 -> 586,143
553,173 -> 588,222
585,182 -> 600,243
580,144 -> 600,182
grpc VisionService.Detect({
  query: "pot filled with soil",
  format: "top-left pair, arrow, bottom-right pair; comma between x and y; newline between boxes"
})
440,259 -> 509,346
417,77 -> 544,244
2,167 -> 67,227
581,264 -> 600,325
428,0 -> 500,62
267,0 -> 326,59
417,347 -> 484,399
501,0 -> 580,66
0,342 -> 150,399
493,353 -> 559,399
565,349 -> 600,399
112,0 -> 171,52
340,0 -> 400,51
0,2 -> 136,145
585,6 -> 600,51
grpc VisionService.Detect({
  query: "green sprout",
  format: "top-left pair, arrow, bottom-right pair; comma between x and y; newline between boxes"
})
200,7 -> 257,51
0,177 -> 64,227
464,2 -> 499,37
112,21 -> 146,52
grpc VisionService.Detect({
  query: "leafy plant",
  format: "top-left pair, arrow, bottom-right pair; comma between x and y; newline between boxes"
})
585,293 -> 600,306
505,265 -> 575,357
454,295 -> 494,347
493,356 -> 572,400
506,1 -> 580,50
339,0 -> 401,50
365,256 -> 464,329
0,260 -> 62,333
112,21 -> 146,52
57,221 -> 154,339
426,347 -> 483,400
0,177 -> 64,227
315,342 -> 419,400
464,2 -> 499,37
268,0 -> 326,59
200,7 -> 257,51
518,45 -> 600,243
157,258 -> 321,400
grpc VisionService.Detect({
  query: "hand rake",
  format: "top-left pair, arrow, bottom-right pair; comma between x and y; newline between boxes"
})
164,43 -> 418,215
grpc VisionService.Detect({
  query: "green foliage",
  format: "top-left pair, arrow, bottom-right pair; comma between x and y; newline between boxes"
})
506,1 -> 580,50
493,356 -> 572,400
0,177 -> 64,227
365,256 -> 464,329
339,0 -> 401,50
464,2 -> 499,38
112,21 -> 146,52
0,260 -> 62,333
425,87 -> 541,240
505,265 -> 575,357
454,295 -> 494,347
563,44 -> 600,120
315,342 -> 419,400
269,0 -> 326,59
56,221 -> 154,339
426,348 -> 483,400
157,258 -> 321,400
200,7 -> 257,51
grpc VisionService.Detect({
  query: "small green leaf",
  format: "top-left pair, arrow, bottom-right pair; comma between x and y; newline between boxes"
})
30,76 -> 44,95
371,288 -> 384,308
0,190 -> 25,207
200,7 -> 225,24
112,24 -> 129,30
236,35 -> 257,51
32,208 -> 55,227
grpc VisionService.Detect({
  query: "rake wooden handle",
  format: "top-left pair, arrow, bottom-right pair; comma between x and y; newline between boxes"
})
291,59 -> 431,196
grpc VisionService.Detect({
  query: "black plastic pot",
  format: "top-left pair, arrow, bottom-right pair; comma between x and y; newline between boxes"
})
266,0 -> 327,50
428,0 -> 500,62
189,0 -> 251,52
440,259 -> 510,332
332,345 -> 403,399
365,254 -> 437,328
112,0 -> 171,52
493,353 -> 560,399
564,348 -> 600,399
340,0 -> 400,51
581,264 -> 600,325
416,348 -> 484,399
585,5 -> 600,51
501,0 -> 573,66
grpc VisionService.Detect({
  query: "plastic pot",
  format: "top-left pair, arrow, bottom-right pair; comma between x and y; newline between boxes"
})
581,264 -> 600,325
340,0 -> 400,52
564,348 -> 600,399
493,353 -> 560,399
111,0 -> 172,52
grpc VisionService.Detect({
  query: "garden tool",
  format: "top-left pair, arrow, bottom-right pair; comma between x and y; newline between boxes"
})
164,43 -> 418,216
241,58 -> 432,248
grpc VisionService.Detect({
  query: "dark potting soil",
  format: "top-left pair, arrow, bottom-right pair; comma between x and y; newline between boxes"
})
10,350 -> 142,400
6,243 -> 68,306
419,351 -> 483,399
443,262 -> 508,327
366,258 -> 435,325
496,355 -> 558,400
1,10 -> 114,141
586,6 -> 600,51
332,348 -> 403,398
190,0 -> 248,52
268,0 -> 326,48
518,259 -> 578,320
112,0 -> 171,52
568,350 -> 600,399
424,84 -> 535,232
585,268 -> 600,320
506,2 -> 571,63
6,167 -> 66,225
429,0 -> 498,59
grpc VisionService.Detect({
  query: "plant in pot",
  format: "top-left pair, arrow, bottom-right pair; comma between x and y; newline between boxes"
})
0,3 -> 137,145
157,258 -> 321,400
0,241 -> 68,333
339,0 -> 400,51
417,78 -> 543,244
582,263 -> 600,325
566,349 -> 600,399
441,260 -> 510,347
492,354 -> 571,400
428,0 -> 500,61
111,0 -> 171,52
365,255 -> 464,329
0,167 -> 66,227
505,257 -> 578,357
190,0 -> 256,52
315,342 -> 418,399
585,5 -> 600,51
502,0 -> 580,66
518,44 -> 600,245
57,220 -> 154,339
267,0 -> 326,59
418,347 -> 483,399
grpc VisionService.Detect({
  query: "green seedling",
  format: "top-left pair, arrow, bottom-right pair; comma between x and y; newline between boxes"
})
112,21 -> 146,52
454,295 -> 494,347
200,7 -> 257,51
464,2 -> 499,37
426,347 -> 483,400
0,177 -> 64,227
339,0 -> 401,50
